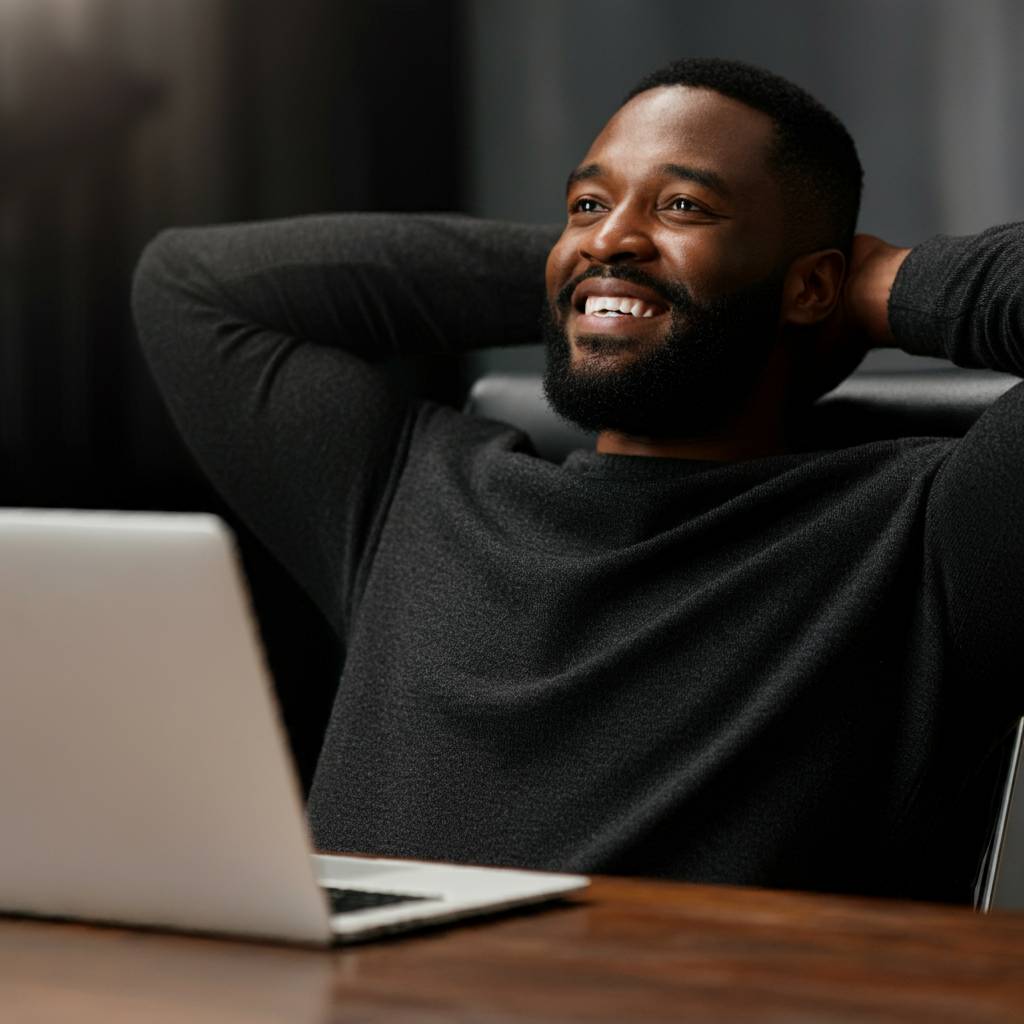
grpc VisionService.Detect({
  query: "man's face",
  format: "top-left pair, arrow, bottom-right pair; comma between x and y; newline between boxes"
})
543,86 -> 791,439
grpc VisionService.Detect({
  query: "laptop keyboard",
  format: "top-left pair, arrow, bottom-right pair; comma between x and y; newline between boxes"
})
325,887 -> 436,915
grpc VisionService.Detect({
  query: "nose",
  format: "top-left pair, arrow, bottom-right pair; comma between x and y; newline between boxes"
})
578,203 -> 656,266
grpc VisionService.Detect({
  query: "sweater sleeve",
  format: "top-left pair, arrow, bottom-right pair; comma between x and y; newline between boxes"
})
131,213 -> 560,633
888,223 -> 1024,716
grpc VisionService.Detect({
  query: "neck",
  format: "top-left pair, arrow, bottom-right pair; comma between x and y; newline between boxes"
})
596,422 -> 788,462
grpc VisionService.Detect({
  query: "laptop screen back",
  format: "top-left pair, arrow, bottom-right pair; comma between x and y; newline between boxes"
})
0,511 -> 332,943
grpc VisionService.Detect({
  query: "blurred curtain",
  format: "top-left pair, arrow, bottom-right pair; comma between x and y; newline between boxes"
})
0,0 -> 197,507
0,0 -> 463,509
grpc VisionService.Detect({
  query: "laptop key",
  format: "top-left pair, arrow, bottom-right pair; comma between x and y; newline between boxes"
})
325,887 -> 436,915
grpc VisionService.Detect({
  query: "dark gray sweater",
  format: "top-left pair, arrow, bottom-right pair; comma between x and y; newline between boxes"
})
132,215 -> 1024,902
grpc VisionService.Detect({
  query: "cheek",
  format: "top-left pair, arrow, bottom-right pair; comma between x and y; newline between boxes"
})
654,236 -> 728,300
661,227 -> 774,299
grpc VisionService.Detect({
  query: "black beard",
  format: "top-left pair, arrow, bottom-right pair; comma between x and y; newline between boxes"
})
541,266 -> 784,439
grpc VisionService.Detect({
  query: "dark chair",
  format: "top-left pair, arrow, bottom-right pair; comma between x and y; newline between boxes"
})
977,718 -> 1023,911
465,367 -> 1024,911
466,367 -> 1019,460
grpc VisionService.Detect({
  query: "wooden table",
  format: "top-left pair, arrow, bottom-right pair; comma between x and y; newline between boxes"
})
3,876 -> 1023,1023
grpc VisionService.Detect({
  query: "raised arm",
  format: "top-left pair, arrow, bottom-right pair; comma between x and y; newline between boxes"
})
886,224 -> 1024,717
132,213 -> 559,631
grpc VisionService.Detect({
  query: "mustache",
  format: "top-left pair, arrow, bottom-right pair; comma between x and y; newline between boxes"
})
554,265 -> 699,314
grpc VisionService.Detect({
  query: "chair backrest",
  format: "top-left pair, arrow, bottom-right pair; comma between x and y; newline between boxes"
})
466,367 -> 1023,911
465,368 -> 1018,461
977,719 -> 1024,911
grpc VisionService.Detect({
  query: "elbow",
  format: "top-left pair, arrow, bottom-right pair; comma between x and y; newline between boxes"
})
132,227 -> 191,307
131,226 -> 211,360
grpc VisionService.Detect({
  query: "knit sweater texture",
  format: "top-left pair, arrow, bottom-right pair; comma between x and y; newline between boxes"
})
132,215 -> 1024,902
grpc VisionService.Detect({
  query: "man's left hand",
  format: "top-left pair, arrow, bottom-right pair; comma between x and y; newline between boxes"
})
838,233 -> 913,349
801,234 -> 912,402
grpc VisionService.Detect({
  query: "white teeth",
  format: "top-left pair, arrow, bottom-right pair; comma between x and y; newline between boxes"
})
584,294 -> 661,318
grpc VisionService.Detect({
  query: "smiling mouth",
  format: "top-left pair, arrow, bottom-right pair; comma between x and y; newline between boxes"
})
569,279 -> 671,324
582,295 -> 663,318
570,295 -> 670,342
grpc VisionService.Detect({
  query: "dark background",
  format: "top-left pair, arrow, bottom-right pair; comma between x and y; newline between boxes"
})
3,0 -> 1023,788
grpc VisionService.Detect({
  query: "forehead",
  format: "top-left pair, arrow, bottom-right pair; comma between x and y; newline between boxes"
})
582,86 -> 778,196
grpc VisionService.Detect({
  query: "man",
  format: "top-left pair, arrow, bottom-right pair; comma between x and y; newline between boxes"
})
133,58 -> 1023,902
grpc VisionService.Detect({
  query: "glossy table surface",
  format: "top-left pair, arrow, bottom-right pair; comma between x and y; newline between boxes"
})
3,875 -> 1024,1023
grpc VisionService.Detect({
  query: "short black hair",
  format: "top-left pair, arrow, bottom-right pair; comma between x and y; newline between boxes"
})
625,57 -> 862,256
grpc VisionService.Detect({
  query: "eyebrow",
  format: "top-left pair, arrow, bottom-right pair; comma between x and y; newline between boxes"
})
565,161 -> 732,198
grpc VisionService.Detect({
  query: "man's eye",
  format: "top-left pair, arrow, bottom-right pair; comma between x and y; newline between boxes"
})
571,197 -> 604,214
668,197 -> 702,212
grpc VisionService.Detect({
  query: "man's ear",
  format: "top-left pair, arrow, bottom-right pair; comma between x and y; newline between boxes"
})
778,249 -> 845,326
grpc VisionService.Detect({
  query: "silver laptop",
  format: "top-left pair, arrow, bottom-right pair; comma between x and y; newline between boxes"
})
0,509 -> 588,944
